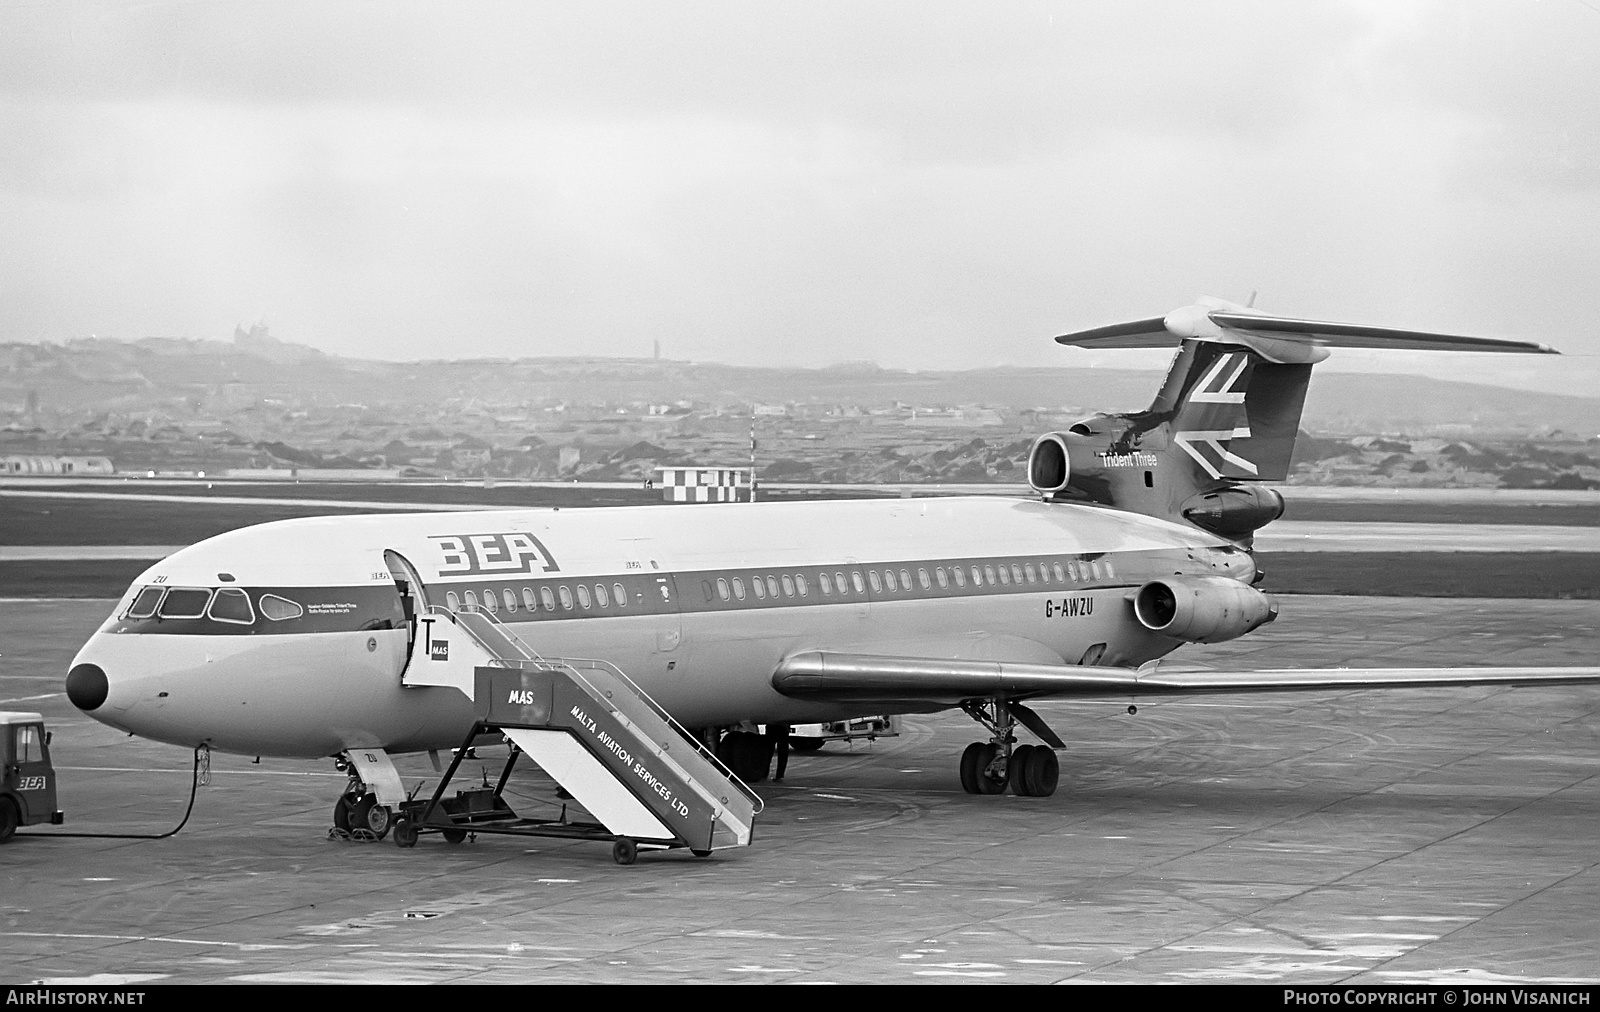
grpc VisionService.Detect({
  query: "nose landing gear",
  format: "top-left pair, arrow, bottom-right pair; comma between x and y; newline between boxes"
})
330,749 -> 404,841
957,699 -> 1062,798
332,791 -> 393,840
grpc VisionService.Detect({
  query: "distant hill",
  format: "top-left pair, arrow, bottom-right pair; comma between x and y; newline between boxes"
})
1,335 -> 1595,436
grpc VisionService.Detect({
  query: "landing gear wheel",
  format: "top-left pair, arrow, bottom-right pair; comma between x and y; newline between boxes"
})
959,742 -> 985,794
392,818 -> 418,848
0,798 -> 18,844
349,795 -> 392,840
718,731 -> 773,783
442,828 -> 468,845
973,744 -> 1005,795
1009,744 -> 1036,795
691,849 -> 712,858
332,793 -> 358,833
790,737 -> 825,753
612,837 -> 638,865
1025,747 -> 1059,798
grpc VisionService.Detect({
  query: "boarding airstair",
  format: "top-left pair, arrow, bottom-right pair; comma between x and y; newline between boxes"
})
400,604 -> 761,863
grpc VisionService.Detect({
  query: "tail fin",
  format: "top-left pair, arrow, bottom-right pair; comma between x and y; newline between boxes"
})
1032,297 -> 1558,539
1126,339 -> 1311,483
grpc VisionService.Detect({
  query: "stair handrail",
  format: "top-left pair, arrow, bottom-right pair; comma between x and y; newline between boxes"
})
431,602 -> 547,663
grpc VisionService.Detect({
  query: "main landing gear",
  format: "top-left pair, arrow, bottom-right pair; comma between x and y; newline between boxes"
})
957,699 -> 1061,798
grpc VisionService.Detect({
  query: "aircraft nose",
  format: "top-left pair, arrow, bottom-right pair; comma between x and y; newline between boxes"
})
66,662 -> 109,711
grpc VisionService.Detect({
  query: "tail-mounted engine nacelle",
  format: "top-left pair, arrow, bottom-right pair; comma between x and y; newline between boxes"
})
1027,433 -> 1073,494
1180,485 -> 1286,538
1132,575 -> 1278,644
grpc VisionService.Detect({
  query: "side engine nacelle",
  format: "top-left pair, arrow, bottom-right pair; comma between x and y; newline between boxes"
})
1027,433 -> 1073,493
1132,575 -> 1278,644
1180,485 -> 1286,538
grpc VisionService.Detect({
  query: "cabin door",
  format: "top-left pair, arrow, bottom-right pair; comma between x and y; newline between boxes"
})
384,550 -> 430,675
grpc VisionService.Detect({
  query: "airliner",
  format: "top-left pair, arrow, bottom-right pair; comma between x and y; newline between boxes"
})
62,299 -> 1600,836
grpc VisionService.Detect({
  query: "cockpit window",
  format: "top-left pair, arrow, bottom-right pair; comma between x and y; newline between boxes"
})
126,586 -> 165,619
259,594 -> 304,621
208,587 -> 255,625
157,588 -> 212,619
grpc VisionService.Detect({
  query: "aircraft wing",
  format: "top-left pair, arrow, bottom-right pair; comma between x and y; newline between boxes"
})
772,650 -> 1600,707
1056,299 -> 1556,356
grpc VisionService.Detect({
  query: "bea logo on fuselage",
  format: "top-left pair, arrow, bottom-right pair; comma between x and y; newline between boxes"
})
430,532 -> 560,578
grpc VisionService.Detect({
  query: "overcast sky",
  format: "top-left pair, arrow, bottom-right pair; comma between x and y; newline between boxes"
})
2,1 -> 1597,392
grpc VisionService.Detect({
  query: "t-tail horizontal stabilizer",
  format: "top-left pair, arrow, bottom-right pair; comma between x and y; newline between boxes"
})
1054,296 -> 1557,362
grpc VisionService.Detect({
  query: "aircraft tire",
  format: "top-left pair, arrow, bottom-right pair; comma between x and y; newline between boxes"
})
392,819 -> 418,849
332,794 -> 356,833
1008,745 -> 1037,795
350,795 -> 392,840
442,828 -> 468,845
790,737 -> 826,753
0,798 -> 17,843
1026,748 -> 1060,798
973,744 -> 1006,795
959,742 -> 985,794
612,838 -> 638,865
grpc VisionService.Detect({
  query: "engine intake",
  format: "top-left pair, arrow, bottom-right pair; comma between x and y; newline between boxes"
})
1027,433 -> 1072,493
1180,485 -> 1285,538
1132,575 -> 1277,644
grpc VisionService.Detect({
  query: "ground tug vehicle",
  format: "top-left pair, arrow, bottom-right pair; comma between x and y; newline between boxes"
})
0,711 -> 63,842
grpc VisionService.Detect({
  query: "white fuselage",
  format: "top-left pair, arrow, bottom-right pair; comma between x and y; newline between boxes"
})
68,496 -> 1254,758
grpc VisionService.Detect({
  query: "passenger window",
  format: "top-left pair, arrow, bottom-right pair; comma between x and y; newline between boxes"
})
158,588 -> 212,619
953,566 -> 966,588
126,586 -> 165,619
613,583 -> 627,607
1053,562 -> 1066,583
717,578 -> 730,601
1024,563 -> 1037,584
795,574 -> 807,597
445,591 -> 460,611
208,587 -> 255,624
900,568 -> 912,591
768,576 -> 780,598
260,594 -> 305,621
984,565 -> 996,586
935,567 -> 948,589
868,571 -> 882,593
1068,563 -> 1080,583
1090,561 -> 1102,581
483,591 -> 498,614
880,570 -> 894,592
464,590 -> 480,609
998,566 -> 1010,585
732,578 -> 746,601
781,575 -> 794,597
752,576 -> 766,600
971,566 -> 982,586
596,583 -> 609,607
819,572 -> 833,595
1104,560 -> 1115,579
558,586 -> 574,610
851,572 -> 865,594
918,568 -> 930,590
1012,564 -> 1024,584
576,584 -> 591,609
540,587 -> 556,611
522,588 -> 538,611
504,589 -> 518,613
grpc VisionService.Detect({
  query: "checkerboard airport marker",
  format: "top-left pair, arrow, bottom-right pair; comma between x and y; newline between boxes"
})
653,465 -> 751,503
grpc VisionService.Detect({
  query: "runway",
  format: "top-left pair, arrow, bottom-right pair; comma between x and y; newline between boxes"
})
1,596 -> 1595,984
